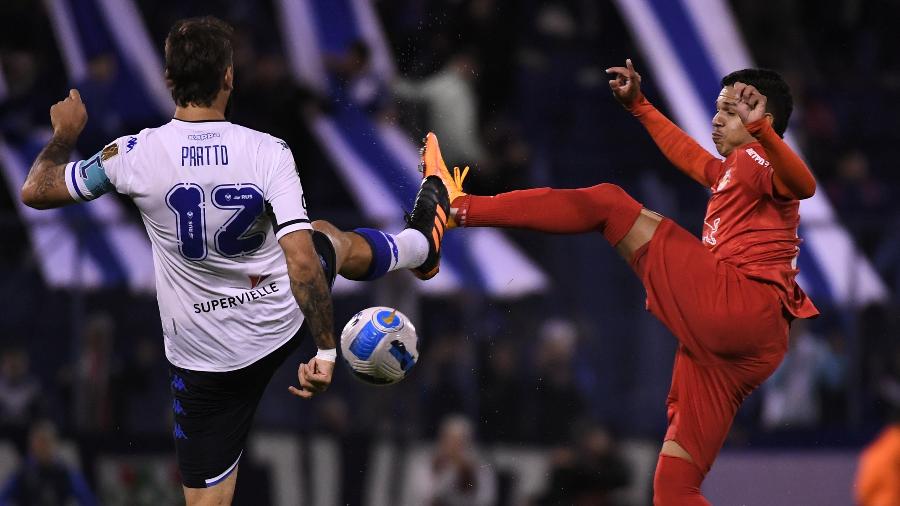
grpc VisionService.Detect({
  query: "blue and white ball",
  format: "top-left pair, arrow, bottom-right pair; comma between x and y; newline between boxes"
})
340,307 -> 419,385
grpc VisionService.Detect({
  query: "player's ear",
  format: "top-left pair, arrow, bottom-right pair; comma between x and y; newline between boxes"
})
764,112 -> 774,127
223,65 -> 234,92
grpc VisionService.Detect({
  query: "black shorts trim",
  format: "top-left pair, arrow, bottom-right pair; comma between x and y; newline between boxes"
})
205,450 -> 242,487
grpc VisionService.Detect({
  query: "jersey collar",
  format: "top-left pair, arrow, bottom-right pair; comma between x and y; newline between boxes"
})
172,118 -> 230,124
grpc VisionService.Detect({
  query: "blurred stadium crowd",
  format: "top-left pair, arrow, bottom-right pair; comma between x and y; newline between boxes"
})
1,0 -> 899,504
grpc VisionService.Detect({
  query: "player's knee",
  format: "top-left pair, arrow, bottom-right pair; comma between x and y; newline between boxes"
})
311,220 -> 351,267
311,219 -> 337,235
584,183 -> 637,209
311,220 -> 343,247
580,184 -> 644,219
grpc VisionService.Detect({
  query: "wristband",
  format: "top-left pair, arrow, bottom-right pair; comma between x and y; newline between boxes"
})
315,348 -> 337,362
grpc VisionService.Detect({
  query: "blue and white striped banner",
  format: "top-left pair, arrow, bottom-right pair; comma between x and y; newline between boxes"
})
613,0 -> 886,306
0,133 -> 155,292
45,0 -> 170,125
8,0 -> 170,293
278,0 -> 548,297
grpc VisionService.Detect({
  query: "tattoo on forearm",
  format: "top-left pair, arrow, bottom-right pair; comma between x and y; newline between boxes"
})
40,136 -> 75,165
291,268 -> 336,350
27,135 -> 74,199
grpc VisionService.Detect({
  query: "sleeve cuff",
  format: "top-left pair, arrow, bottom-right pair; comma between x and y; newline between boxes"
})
626,93 -> 654,116
64,161 -> 90,202
274,219 -> 313,240
745,117 -> 773,138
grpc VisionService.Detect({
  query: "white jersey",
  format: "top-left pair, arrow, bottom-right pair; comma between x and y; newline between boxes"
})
64,119 -> 313,371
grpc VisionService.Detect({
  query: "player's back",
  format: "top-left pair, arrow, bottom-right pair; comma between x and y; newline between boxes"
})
96,119 -> 312,371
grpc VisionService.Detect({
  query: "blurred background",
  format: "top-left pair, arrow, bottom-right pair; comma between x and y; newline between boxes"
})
1,0 -> 898,504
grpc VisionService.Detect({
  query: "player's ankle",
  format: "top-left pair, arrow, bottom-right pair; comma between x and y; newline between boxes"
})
451,195 -> 470,227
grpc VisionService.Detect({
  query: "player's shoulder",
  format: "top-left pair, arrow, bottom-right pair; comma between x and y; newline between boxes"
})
111,126 -> 163,151
260,132 -> 292,156
93,128 -> 152,167
225,123 -> 290,151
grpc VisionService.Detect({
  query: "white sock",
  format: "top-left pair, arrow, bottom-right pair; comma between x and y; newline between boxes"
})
388,229 -> 429,270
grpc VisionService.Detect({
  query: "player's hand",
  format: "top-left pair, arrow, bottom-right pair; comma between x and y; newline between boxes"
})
606,58 -> 643,107
732,82 -> 767,125
50,89 -> 88,144
288,357 -> 334,399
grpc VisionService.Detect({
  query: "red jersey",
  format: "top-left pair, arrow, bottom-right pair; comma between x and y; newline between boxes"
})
701,143 -> 818,319
628,95 -> 819,320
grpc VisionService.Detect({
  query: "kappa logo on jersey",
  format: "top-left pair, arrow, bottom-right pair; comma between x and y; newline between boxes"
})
277,140 -> 289,150
187,132 -> 221,141
248,274 -> 270,289
126,136 -> 138,152
101,142 -> 119,161
715,168 -> 733,192
745,148 -> 770,167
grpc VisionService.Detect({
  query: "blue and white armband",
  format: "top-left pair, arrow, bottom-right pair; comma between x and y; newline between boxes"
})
64,146 -> 115,202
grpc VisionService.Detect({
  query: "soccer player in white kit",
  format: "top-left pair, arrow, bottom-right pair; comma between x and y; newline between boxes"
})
20,17 -> 450,506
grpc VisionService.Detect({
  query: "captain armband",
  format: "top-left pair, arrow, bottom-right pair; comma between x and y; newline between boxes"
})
64,145 -> 115,202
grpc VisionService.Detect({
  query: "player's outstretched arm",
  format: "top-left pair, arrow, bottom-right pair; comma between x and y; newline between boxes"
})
606,59 -> 720,187
280,230 -> 336,399
733,82 -> 816,200
21,89 -> 87,209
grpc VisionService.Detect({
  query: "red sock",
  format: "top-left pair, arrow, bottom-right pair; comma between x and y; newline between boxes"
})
452,184 -> 643,246
653,455 -> 711,506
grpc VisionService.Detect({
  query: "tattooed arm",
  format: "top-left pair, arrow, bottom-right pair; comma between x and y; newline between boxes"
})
21,89 -> 88,209
279,229 -> 336,399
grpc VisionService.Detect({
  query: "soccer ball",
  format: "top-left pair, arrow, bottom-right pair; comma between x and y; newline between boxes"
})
340,306 -> 419,385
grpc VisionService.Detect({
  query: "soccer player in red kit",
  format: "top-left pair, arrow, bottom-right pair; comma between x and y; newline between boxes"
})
419,59 -> 819,505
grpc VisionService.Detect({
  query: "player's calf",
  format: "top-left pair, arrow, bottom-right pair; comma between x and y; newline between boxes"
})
311,220 -> 432,282
452,183 -> 647,245
653,455 -> 711,506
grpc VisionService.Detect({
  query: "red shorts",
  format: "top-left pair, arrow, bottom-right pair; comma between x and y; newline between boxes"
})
632,219 -> 789,474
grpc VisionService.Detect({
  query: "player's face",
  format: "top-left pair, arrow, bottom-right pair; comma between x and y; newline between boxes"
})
712,86 -> 755,156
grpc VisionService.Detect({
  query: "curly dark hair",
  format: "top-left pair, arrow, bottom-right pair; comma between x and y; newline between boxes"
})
721,68 -> 793,137
164,16 -> 234,108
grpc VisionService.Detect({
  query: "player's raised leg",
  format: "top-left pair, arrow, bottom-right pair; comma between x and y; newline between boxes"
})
420,131 -> 661,262
310,175 -> 450,281
420,132 -> 789,506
